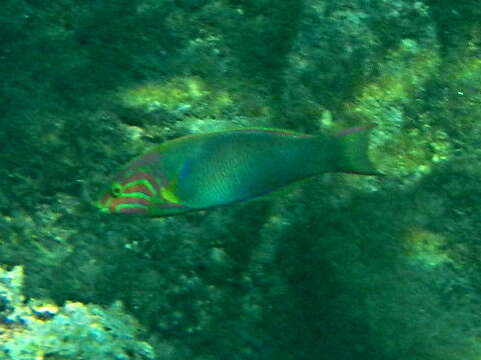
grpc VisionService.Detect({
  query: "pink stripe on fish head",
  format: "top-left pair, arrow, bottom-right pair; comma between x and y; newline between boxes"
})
120,172 -> 162,193
109,196 -> 150,214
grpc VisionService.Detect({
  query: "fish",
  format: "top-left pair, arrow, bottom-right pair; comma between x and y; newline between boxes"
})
96,126 -> 380,216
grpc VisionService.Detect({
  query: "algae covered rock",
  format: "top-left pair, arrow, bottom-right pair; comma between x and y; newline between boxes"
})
1,0 -> 481,359
0,266 -> 154,360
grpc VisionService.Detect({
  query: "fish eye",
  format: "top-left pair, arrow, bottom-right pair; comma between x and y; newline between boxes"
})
111,183 -> 122,197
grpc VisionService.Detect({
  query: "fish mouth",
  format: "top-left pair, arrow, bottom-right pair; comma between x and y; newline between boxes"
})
98,205 -> 110,213
95,196 -> 114,213
80,180 -> 110,212
95,200 -> 110,213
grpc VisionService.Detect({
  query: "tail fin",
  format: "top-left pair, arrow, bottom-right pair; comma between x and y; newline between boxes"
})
335,124 -> 380,175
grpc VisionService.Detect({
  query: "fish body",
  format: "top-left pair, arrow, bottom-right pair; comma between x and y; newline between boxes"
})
97,126 -> 378,216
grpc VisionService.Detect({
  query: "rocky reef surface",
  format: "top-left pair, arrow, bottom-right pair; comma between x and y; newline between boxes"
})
0,0 -> 480,359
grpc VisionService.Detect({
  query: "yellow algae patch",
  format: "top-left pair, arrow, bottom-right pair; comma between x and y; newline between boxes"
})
404,228 -> 452,267
119,77 -> 234,115
29,300 -> 60,320
336,40 -> 445,177
450,57 -> 481,82
351,39 -> 441,121
379,126 -> 452,176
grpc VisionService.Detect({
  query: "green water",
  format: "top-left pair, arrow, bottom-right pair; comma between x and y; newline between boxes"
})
1,0 -> 480,359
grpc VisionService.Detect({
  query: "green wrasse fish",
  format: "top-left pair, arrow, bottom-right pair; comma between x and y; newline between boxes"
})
96,126 -> 379,216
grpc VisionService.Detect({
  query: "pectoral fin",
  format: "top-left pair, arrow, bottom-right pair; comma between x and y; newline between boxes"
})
160,179 -> 182,204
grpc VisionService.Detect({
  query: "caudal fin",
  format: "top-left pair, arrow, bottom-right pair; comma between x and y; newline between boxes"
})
335,124 -> 381,175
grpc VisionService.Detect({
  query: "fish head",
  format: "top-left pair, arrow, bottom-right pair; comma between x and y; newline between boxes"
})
96,168 -> 191,216
96,168 -> 162,215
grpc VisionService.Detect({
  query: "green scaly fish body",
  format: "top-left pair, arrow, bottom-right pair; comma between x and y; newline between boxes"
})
97,127 -> 378,216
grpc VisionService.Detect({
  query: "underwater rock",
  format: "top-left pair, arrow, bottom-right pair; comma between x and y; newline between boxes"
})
0,266 -> 154,360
